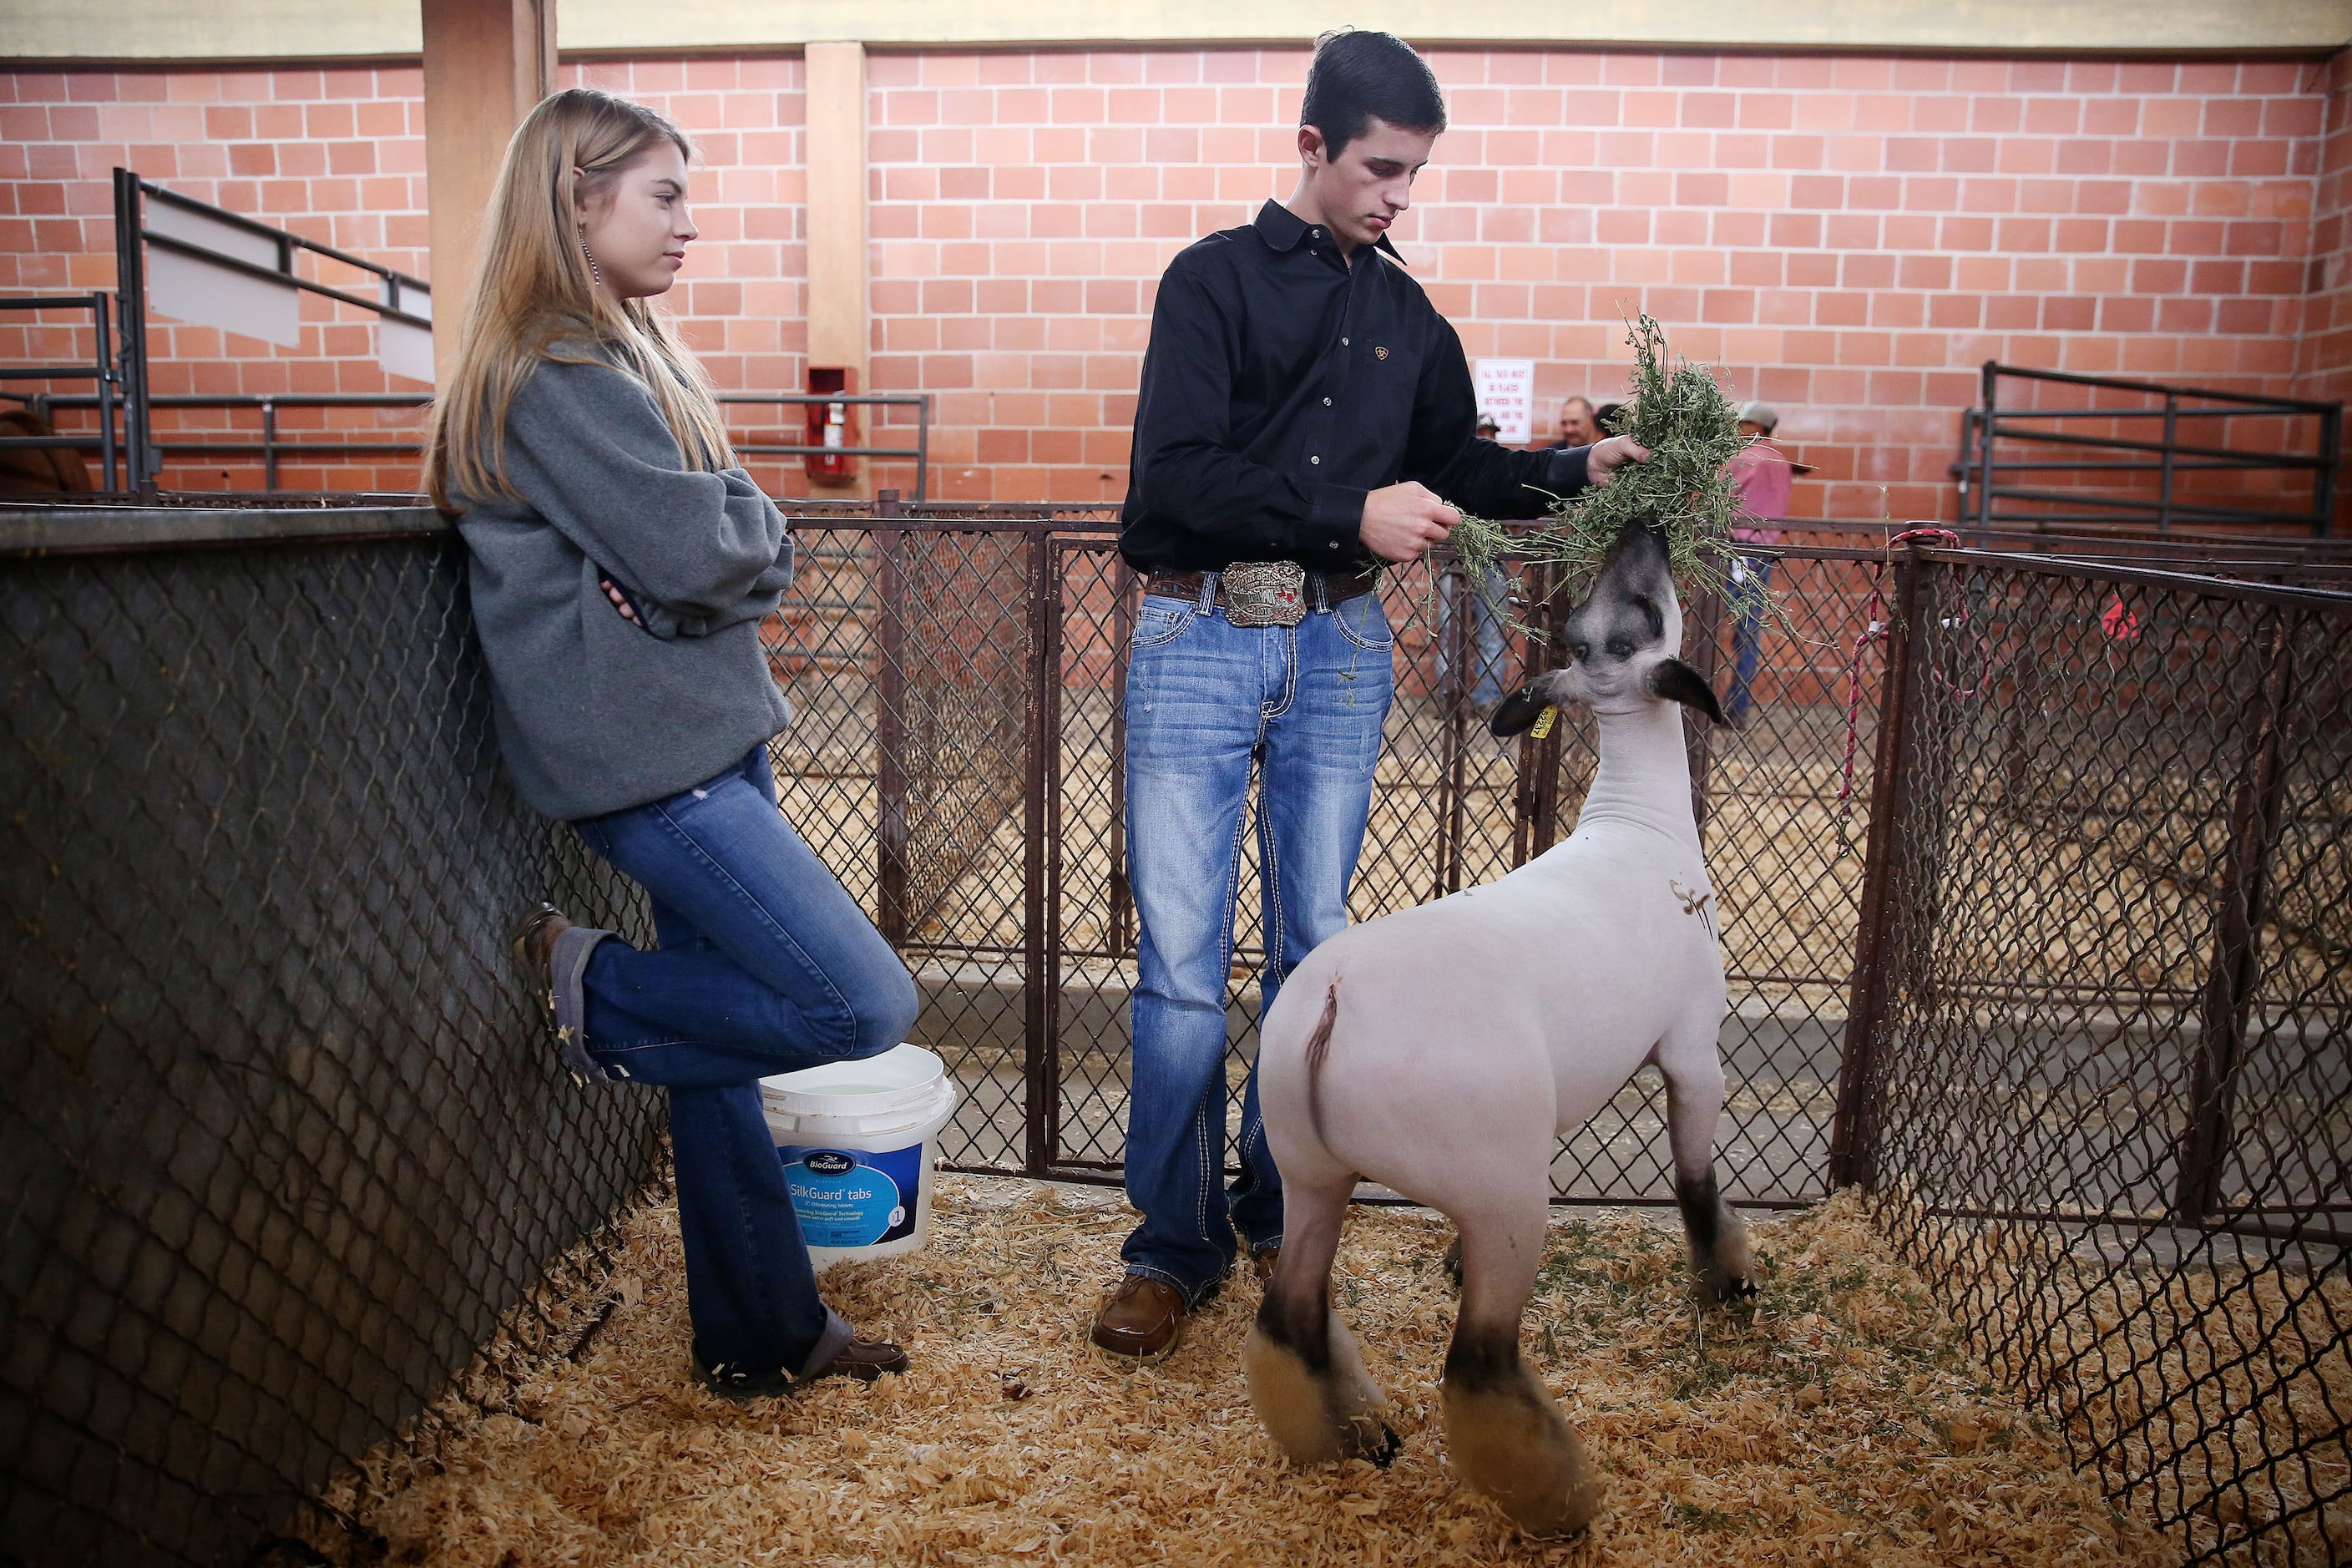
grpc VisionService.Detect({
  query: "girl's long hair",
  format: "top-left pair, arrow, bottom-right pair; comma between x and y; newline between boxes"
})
423,87 -> 735,512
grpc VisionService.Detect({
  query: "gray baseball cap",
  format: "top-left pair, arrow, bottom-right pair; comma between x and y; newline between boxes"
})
1737,400 -> 1779,432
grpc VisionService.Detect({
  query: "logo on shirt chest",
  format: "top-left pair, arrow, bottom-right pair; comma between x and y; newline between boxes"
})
1374,346 -> 1389,360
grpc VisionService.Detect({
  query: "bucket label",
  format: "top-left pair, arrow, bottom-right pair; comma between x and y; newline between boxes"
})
778,1142 -> 923,1248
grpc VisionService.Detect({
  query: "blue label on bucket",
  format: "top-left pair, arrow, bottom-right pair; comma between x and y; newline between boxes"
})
779,1143 -> 923,1248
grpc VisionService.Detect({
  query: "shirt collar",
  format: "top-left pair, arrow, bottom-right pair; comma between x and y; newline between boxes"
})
1252,199 -> 1405,263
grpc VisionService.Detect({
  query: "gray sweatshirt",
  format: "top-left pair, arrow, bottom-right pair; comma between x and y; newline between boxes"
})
456,351 -> 794,820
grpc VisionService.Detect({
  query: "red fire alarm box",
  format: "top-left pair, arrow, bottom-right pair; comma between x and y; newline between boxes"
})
805,367 -> 855,484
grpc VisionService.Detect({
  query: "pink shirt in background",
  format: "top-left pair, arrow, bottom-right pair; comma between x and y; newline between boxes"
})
1727,439 -> 1793,546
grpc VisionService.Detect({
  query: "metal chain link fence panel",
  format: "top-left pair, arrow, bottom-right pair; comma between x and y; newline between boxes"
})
8,502 -> 2344,1567
1849,550 -> 2349,1565
2,515 -> 663,1568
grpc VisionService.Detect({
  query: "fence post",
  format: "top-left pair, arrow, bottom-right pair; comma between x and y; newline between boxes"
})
112,168 -> 154,496
2172,609 -> 2298,1222
2157,392 -> 2178,536
1022,524 -> 1059,1176
1511,559 -> 1571,866
1438,560 -> 1469,898
1684,584 -> 1725,832
1109,561 -> 1136,958
873,491 -> 909,945
1829,548 -> 1928,1192
1975,362 -> 1998,542
2317,403 -> 2341,539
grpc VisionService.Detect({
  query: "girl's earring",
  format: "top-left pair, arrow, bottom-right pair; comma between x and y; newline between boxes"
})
579,231 -> 602,289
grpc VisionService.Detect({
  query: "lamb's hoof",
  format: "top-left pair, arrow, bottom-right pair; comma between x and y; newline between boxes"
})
1442,1235 -> 1463,1291
1368,1422 -> 1403,1469
1717,1275 -> 1759,1303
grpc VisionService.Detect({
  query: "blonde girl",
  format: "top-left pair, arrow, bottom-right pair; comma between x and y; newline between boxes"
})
427,87 -> 916,1396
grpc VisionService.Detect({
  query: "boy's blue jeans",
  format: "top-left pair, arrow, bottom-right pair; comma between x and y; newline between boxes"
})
1119,579 -> 1394,1304
569,746 -> 919,1378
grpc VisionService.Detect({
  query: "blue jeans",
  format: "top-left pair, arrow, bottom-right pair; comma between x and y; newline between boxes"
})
1436,565 -> 1510,707
569,746 -> 919,1377
1120,579 -> 1394,1302
1727,554 -> 1774,721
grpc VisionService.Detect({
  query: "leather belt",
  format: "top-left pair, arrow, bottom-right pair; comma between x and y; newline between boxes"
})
1144,564 -> 1379,628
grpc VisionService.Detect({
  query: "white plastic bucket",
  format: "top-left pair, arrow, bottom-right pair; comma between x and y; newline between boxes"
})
760,1044 -> 959,1272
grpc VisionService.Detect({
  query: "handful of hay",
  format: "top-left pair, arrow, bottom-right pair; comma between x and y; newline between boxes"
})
1447,314 -> 1769,637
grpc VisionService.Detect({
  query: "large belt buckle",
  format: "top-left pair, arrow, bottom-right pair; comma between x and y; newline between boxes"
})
1222,559 -> 1308,628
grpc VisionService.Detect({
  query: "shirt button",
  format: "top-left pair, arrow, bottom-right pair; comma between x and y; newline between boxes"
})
1323,397 -> 1332,406
1309,455 -> 1321,465
1342,337 -> 1350,346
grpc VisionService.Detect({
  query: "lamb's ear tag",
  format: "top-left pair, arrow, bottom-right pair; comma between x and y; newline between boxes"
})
1529,706 -> 1558,739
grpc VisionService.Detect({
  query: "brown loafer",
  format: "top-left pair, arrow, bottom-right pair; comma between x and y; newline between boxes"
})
1090,1275 -> 1186,1364
508,902 -> 573,1028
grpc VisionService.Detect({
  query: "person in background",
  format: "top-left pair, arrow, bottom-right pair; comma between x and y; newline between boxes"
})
1438,413 -> 1511,710
1593,401 -> 1626,438
1546,396 -> 1596,451
1723,399 -> 1793,726
426,88 -> 917,1400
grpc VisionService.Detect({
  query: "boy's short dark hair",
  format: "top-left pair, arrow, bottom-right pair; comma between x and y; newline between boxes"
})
1300,29 -> 1447,159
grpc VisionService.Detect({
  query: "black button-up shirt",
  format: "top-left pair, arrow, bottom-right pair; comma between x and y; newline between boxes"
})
1120,200 -> 1591,573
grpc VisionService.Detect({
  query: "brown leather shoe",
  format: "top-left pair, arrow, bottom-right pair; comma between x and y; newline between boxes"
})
508,902 -> 573,1027
1090,1275 -> 1186,1364
1251,1247 -> 1280,1283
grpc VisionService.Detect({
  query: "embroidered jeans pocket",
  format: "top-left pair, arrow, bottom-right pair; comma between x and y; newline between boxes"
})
1130,594 -> 1196,649
1331,592 -> 1394,651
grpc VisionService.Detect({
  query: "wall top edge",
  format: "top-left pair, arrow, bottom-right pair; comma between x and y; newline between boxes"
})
2,0 -> 2346,63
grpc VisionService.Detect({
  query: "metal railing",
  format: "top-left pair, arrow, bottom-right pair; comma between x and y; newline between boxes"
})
112,168 -> 435,493
1959,362 -> 2341,538
19,390 -> 933,498
0,294 -> 120,490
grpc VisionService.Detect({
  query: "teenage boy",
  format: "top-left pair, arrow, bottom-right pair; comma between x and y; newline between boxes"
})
1095,28 -> 1648,1361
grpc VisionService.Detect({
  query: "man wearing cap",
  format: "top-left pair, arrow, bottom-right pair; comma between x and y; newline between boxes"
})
1724,400 -> 1793,726
1097,28 -> 1647,1362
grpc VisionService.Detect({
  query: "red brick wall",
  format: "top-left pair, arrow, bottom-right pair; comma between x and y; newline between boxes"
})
1,48 -> 2340,517
2299,51 -> 2352,408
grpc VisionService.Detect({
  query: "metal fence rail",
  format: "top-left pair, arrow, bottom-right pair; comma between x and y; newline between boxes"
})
1960,362 -> 2341,538
3,499 -> 2344,1565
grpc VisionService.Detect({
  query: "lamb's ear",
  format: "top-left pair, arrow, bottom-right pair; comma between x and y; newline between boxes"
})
1649,659 -> 1727,726
1490,682 -> 1552,738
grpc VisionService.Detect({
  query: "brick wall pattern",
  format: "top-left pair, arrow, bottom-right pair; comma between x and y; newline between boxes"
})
0,48 -> 2343,519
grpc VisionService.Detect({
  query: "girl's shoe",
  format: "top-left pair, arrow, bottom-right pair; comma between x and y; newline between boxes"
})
693,1339 -> 911,1401
508,903 -> 615,1083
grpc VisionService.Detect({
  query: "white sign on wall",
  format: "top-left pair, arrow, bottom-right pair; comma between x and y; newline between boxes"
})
146,196 -> 301,349
1472,357 -> 1535,445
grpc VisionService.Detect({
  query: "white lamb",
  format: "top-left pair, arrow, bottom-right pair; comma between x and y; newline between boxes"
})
1246,516 -> 1756,1536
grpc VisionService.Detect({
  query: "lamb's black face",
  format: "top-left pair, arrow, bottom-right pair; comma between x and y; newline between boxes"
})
1490,518 -> 1726,734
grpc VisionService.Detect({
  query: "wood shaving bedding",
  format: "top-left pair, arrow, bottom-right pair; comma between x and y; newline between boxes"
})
310,1182 -> 2172,1567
